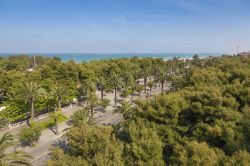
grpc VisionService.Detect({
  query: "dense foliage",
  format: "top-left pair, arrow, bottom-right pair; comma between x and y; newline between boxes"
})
1,54 -> 250,165
19,124 -> 42,146
0,55 -> 177,123
48,55 -> 250,165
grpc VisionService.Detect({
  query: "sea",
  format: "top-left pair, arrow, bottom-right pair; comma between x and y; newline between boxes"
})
0,53 -> 222,62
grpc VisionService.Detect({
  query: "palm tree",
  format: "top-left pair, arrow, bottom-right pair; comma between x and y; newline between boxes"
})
152,64 -> 160,88
49,81 -> 72,135
141,70 -> 149,93
19,81 -> 46,123
147,81 -> 154,91
0,119 -> 32,165
130,80 -> 137,99
136,85 -> 144,97
97,76 -> 106,100
49,110 -> 62,135
86,92 -> 99,118
81,79 -> 96,97
140,60 -> 152,93
114,100 -> 133,119
109,71 -> 123,107
43,89 -> 56,113
123,68 -> 138,99
70,108 -> 96,126
158,68 -> 168,93
51,82 -> 67,113
121,67 -> 134,88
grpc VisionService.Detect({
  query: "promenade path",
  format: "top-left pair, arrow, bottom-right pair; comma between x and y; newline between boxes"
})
21,105 -> 123,166
6,83 -> 167,166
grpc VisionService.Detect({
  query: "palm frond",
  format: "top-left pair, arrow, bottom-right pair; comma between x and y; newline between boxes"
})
70,108 -> 97,126
0,119 -> 8,129
0,132 -> 32,166
1,150 -> 32,166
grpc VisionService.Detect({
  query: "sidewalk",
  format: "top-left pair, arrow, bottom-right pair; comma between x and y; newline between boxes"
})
7,84 -> 166,166
20,105 -> 123,166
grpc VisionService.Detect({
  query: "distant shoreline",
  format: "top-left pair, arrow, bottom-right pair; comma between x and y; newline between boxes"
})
0,53 -> 223,62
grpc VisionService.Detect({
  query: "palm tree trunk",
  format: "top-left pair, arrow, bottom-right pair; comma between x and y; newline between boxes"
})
114,87 -> 117,106
144,77 -> 147,93
48,99 -> 52,112
154,76 -> 157,88
58,96 -> 62,112
161,81 -> 164,92
30,96 -> 35,123
131,88 -> 134,99
55,117 -> 59,135
91,105 -> 94,118
185,68 -> 188,79
101,88 -> 104,100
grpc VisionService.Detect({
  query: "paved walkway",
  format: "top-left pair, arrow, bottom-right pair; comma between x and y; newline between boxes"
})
9,84 -> 167,166
20,105 -> 123,166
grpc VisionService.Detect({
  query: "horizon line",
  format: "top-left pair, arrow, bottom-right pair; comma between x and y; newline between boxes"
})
0,52 -> 226,55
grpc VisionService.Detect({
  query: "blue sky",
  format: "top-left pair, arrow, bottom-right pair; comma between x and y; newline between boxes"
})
0,0 -> 249,53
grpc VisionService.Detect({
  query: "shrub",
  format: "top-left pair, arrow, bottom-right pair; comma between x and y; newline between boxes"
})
70,108 -> 88,126
38,114 -> 67,130
147,81 -> 154,91
19,125 -> 42,146
101,99 -> 110,109
120,89 -> 132,98
136,85 -> 144,96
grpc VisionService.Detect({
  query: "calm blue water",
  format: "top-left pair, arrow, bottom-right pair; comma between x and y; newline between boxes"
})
0,53 -> 222,62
